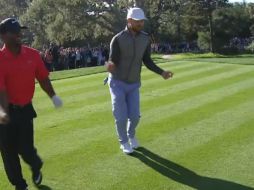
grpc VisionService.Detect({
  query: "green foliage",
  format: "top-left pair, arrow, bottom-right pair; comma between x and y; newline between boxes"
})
0,0 -> 29,20
247,41 -> 254,52
0,0 -> 253,51
197,31 -> 211,51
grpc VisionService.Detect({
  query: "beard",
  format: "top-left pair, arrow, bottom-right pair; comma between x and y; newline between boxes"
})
132,25 -> 143,33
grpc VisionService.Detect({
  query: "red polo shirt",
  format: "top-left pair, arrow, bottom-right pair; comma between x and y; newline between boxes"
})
0,45 -> 49,106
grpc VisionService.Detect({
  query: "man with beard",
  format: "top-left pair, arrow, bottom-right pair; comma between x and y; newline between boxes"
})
106,8 -> 174,154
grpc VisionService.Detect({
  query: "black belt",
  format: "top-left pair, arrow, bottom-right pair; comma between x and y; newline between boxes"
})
9,103 -> 32,110
8,103 -> 37,120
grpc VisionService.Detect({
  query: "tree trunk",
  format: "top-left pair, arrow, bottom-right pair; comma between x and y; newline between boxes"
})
208,12 -> 214,52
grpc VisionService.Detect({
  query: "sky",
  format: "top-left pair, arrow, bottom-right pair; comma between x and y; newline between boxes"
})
229,0 -> 254,2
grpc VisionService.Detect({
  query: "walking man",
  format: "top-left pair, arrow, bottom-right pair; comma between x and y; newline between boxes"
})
106,8 -> 173,154
0,18 -> 63,190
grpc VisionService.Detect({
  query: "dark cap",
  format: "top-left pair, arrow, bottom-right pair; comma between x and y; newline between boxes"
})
0,18 -> 28,34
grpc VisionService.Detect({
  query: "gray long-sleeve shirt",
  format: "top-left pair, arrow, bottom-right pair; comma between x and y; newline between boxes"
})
109,28 -> 164,83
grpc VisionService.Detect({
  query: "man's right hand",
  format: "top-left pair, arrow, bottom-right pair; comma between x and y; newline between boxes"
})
105,61 -> 116,73
162,71 -> 174,80
0,111 -> 9,125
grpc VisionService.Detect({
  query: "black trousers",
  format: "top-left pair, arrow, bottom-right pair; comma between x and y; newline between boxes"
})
0,104 -> 43,189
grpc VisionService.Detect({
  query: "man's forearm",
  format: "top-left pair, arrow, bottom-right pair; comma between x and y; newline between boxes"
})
38,78 -> 56,98
143,58 -> 164,75
143,42 -> 164,75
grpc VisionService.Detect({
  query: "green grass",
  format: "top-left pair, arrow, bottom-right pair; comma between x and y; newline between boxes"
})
1,55 -> 254,190
49,66 -> 106,81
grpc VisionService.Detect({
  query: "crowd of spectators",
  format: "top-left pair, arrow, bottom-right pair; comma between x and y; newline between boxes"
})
41,38 -> 253,72
151,41 -> 200,54
41,44 -> 109,71
229,37 -> 253,50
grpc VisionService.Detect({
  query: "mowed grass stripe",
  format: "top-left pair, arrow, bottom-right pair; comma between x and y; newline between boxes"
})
140,85 -> 254,144
131,118 -> 254,190
34,57 -> 254,190
35,82 -> 254,163
1,57 -> 254,190
29,89 -> 254,190
141,77 -> 254,123
34,62 -> 242,111
7,93 -> 253,189
141,60 -> 220,80
49,65 -> 252,112
35,61 -> 221,97
32,67 -> 253,141
34,76 -> 254,161
197,120 -> 254,187
180,117 -> 254,175
34,66 -> 232,114
34,71 -> 254,131
65,99 -> 254,190
141,68 -> 254,110
34,63 -> 229,112
191,57 -> 254,65
141,66 -> 252,98
41,60 -> 201,92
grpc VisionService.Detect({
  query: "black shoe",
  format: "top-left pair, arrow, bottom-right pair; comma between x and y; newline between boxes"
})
32,171 -> 43,186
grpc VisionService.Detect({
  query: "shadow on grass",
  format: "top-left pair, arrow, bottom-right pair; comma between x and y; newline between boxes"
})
37,185 -> 52,190
131,147 -> 254,190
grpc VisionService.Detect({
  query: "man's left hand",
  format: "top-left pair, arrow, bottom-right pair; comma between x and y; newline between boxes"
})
52,95 -> 63,108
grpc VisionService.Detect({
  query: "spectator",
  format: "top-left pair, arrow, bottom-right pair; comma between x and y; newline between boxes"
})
41,44 -> 110,70
44,49 -> 53,72
75,48 -> 82,68
49,43 -> 59,71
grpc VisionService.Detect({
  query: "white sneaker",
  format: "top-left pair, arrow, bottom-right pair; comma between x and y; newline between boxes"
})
129,137 -> 140,149
120,142 -> 134,154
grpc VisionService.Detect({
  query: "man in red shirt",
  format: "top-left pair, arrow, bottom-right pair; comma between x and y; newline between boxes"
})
0,18 -> 63,190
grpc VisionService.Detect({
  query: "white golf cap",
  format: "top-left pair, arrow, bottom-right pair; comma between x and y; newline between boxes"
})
127,7 -> 147,20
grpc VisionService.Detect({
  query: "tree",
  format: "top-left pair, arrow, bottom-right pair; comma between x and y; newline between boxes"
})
247,3 -> 254,36
213,3 -> 252,51
189,0 -> 229,52
0,0 -> 30,20
1,0 -> 252,51
22,0 -> 126,48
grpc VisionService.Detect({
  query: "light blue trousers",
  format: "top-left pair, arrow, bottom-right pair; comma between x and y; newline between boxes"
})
108,78 -> 141,144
